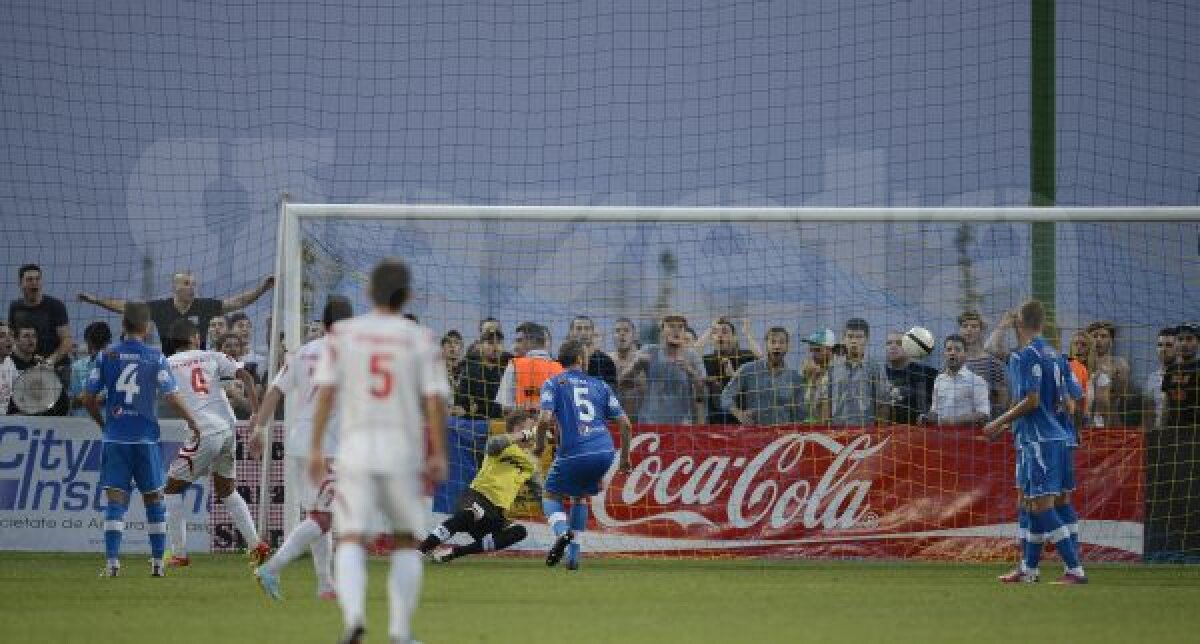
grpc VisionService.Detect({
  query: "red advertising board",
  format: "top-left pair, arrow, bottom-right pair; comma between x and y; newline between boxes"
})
587,425 -> 1142,561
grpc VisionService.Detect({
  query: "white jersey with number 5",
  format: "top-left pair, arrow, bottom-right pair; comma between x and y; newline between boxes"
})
313,312 -> 449,473
167,349 -> 239,436
270,336 -> 338,458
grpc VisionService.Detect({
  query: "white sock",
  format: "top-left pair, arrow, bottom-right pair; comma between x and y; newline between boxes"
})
387,549 -> 423,642
221,492 -> 260,547
312,531 -> 334,591
1068,566 -> 1086,577
263,518 -> 322,575
165,494 -> 187,555
335,542 -> 368,629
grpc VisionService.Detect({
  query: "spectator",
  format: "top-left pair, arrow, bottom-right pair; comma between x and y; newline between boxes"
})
958,311 -> 1009,417
825,318 -> 888,427
226,312 -> 267,382
884,330 -> 939,424
1176,323 -> 1199,365
610,317 -> 645,420
8,264 -> 72,370
620,315 -> 707,424
68,322 -> 112,417
1065,330 -> 1092,431
0,322 -> 16,415
7,321 -> 68,415
441,330 -> 465,397
924,334 -> 989,427
1149,323 -> 1200,558
216,332 -> 253,419
0,320 -> 13,362
1086,320 -> 1131,427
567,315 -> 617,389
1143,328 -> 1176,432
79,269 -> 274,357
464,318 -> 513,366
698,317 -> 759,425
304,319 -> 324,343
495,324 -> 563,414
801,328 -> 837,422
720,327 -> 805,426
206,315 -> 228,350
454,329 -> 506,421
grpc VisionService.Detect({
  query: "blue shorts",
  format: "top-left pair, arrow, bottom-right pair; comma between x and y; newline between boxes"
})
100,442 -> 165,494
545,451 -> 615,498
1017,441 -> 1069,499
1062,445 -> 1077,492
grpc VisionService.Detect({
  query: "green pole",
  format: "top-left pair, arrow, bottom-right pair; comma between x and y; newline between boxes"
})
1031,0 -> 1057,339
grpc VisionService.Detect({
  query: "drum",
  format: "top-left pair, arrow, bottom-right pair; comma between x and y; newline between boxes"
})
11,363 -> 64,415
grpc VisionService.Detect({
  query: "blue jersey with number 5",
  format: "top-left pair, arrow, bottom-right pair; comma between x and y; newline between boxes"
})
84,339 -> 178,444
540,369 -> 625,458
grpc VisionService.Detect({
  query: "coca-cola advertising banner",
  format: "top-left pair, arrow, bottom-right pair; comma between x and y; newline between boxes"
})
573,425 -> 1142,561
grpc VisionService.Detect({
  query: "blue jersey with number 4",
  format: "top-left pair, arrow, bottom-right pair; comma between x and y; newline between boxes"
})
1006,336 -> 1069,447
540,369 -> 625,458
84,339 -> 178,444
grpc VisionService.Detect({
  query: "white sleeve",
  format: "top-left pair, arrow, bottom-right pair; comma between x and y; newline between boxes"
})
930,377 -> 945,417
973,374 -> 991,416
420,334 -> 451,399
213,351 -> 239,379
312,334 -> 339,387
270,359 -> 297,394
495,363 -> 516,407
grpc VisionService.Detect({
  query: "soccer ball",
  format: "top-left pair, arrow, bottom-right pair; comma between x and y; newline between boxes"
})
901,326 -> 935,359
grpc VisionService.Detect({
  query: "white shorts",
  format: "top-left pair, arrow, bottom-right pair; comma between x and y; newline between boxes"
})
334,467 -> 424,537
168,432 -> 236,482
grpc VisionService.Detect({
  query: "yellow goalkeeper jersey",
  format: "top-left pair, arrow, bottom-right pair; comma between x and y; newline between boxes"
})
470,443 -> 535,511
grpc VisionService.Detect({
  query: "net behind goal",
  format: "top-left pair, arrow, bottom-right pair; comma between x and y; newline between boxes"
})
274,205 -> 1200,562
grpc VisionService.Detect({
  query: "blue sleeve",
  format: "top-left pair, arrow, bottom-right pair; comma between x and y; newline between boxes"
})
1062,357 -> 1084,400
539,379 -> 556,411
601,381 -> 625,418
83,353 -> 105,395
1019,350 -> 1042,399
157,355 -> 179,395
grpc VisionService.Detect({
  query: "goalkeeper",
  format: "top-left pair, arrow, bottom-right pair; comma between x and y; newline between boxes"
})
418,411 -> 536,562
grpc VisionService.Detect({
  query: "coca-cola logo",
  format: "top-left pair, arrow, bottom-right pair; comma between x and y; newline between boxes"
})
592,432 -> 888,533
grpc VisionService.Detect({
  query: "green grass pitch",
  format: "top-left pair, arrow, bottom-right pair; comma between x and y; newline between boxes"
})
3,552 -> 1199,643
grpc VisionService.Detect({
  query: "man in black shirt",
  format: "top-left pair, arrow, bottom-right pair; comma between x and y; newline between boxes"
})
455,330 -> 507,422
79,269 -> 273,356
884,330 -> 939,424
698,317 -> 758,425
8,264 -> 72,368
1147,323 -> 1200,560
568,315 -> 617,389
7,321 -> 69,415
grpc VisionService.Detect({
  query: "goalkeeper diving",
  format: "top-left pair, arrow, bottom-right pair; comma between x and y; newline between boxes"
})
417,411 -> 538,562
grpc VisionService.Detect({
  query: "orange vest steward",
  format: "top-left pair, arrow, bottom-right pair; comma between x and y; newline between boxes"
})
513,356 -> 564,410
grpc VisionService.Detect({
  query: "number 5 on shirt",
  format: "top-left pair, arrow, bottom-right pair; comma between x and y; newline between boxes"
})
370,353 -> 393,398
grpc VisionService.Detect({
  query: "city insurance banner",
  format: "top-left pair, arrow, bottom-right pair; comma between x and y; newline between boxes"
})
575,424 -> 1143,561
0,416 -> 211,553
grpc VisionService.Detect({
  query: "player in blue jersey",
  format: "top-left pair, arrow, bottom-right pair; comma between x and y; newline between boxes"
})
535,340 -> 633,571
983,300 -> 1087,584
81,302 -> 202,578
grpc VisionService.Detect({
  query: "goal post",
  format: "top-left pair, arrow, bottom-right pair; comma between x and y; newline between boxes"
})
268,204 -> 1200,561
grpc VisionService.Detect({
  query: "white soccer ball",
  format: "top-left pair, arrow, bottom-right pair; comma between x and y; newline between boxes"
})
901,326 -> 935,359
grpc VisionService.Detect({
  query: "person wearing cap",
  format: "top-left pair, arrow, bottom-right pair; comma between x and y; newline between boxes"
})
825,318 -> 889,427
800,328 -> 836,423
620,314 -> 707,424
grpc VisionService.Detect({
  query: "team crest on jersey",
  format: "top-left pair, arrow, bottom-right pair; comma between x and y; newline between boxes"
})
112,407 -> 123,417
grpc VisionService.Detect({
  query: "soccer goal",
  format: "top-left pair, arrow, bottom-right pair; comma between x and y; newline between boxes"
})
269,203 -> 1199,562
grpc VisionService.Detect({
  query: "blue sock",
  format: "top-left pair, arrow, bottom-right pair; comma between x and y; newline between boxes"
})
1036,508 -> 1081,570
1055,504 -> 1081,556
104,501 -> 128,563
1017,507 -> 1030,566
145,500 -> 167,560
542,498 -> 568,537
567,502 -> 588,563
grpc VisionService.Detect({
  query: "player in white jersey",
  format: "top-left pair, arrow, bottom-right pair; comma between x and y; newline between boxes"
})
250,296 -> 353,601
310,259 -> 449,644
161,319 -> 270,567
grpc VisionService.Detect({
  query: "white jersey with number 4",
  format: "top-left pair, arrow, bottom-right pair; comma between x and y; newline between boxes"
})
313,312 -> 449,473
270,336 -> 338,458
167,349 -> 239,436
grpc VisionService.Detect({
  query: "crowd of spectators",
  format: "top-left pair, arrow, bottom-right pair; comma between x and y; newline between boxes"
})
1,261 -> 1196,437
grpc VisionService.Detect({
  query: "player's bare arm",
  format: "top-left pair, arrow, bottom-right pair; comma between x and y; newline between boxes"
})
533,408 -> 556,457
615,414 -> 633,472
164,391 -> 203,444
220,274 -> 275,313
982,391 -> 1038,441
235,367 -> 259,413
422,393 -> 449,484
80,391 -> 104,427
248,383 -> 283,459
308,383 -> 335,484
